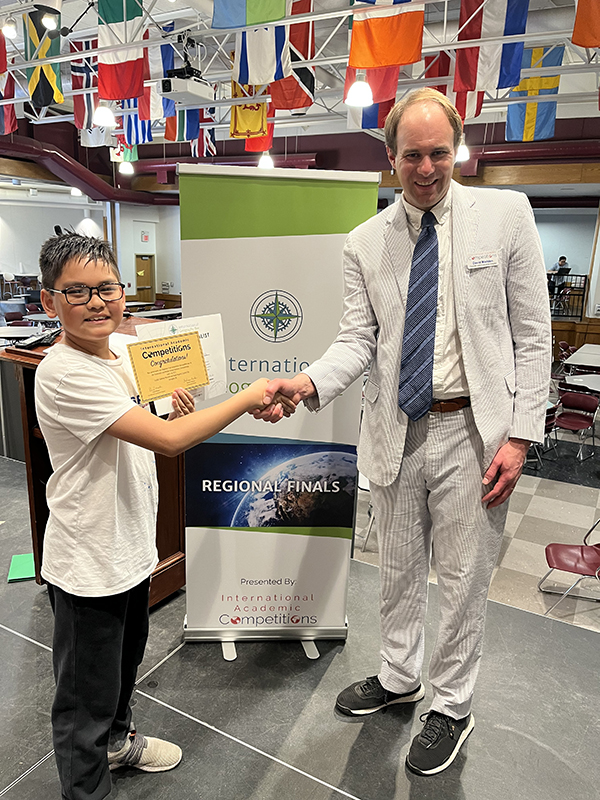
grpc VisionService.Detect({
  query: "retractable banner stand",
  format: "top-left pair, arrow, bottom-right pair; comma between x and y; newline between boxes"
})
179,164 -> 379,642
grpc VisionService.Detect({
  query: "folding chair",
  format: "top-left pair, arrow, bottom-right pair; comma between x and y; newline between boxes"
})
554,389 -> 598,461
538,519 -> 600,616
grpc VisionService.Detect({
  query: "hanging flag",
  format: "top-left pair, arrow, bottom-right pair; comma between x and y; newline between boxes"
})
348,1 -> 424,69
234,25 -> 291,85
191,107 -> 218,157
138,29 -> 165,122
80,126 -> 115,147
143,22 -> 176,120
270,0 -> 314,111
97,0 -> 145,100
0,69 -> 17,136
572,0 -> 600,48
0,32 -> 7,75
245,103 -> 274,151
454,0 -> 530,93
121,98 -> 153,145
230,81 -> 268,138
212,0 -> 291,28
347,97 -> 394,130
165,108 -> 200,142
343,65 -> 399,103
506,46 -> 564,142
113,136 -> 138,161
23,11 -> 64,108
70,39 -> 98,130
424,52 -> 484,121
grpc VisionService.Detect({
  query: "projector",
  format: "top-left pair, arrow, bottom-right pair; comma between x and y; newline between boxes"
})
159,77 -> 215,105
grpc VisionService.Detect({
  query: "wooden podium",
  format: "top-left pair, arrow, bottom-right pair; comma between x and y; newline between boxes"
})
0,317 -> 185,606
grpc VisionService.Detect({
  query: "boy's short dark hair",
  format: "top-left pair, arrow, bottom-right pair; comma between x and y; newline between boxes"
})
39,233 -> 120,289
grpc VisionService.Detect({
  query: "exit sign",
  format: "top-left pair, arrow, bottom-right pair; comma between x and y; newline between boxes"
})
141,231 -> 149,243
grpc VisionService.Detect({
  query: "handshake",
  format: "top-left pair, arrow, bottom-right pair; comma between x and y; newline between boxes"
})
247,373 -> 317,423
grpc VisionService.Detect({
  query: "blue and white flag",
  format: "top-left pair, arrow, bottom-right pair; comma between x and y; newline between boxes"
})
234,25 -> 292,85
122,98 -> 153,145
147,21 -> 175,119
506,46 -> 564,142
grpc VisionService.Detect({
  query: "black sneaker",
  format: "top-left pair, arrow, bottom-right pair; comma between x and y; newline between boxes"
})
406,711 -> 474,776
335,675 -> 425,716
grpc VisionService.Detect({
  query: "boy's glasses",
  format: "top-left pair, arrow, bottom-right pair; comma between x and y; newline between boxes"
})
47,283 -> 125,306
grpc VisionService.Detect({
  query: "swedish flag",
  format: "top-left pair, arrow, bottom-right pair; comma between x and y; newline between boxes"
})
23,11 -> 64,109
506,46 -> 564,142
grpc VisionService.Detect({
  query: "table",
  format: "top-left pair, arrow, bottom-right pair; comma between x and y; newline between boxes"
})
564,374 -> 600,393
564,344 -> 600,371
125,301 -> 153,308
0,326 -> 41,338
130,308 -> 182,319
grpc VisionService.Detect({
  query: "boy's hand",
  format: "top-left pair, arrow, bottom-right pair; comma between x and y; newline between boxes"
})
244,379 -> 295,418
167,388 -> 195,420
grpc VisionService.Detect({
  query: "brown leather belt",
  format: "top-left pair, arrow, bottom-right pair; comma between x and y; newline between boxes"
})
430,396 -> 471,413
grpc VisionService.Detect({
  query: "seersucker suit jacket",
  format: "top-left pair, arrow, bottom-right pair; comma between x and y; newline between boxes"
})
304,180 -> 552,487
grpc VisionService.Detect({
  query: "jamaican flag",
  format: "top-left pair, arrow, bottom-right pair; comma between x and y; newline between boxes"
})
23,10 -> 64,109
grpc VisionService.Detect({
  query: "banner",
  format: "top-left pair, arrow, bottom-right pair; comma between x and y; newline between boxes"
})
178,164 -> 380,642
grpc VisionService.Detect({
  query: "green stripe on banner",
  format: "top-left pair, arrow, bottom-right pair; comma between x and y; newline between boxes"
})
179,174 -> 378,240
203,526 -> 353,540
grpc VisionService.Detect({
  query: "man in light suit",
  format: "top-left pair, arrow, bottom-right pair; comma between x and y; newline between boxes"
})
254,88 -> 551,776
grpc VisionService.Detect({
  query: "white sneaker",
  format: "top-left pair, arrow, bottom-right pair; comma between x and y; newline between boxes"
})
108,731 -> 182,772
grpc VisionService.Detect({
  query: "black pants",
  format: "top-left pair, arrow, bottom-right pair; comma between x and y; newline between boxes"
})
47,578 -> 150,800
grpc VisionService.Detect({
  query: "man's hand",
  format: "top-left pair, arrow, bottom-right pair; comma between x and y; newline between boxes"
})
250,373 -> 317,423
481,438 -> 530,508
167,388 -> 195,420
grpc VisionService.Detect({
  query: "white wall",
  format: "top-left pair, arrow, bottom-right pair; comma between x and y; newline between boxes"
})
156,205 -> 182,294
0,190 -> 104,277
533,208 -> 597,274
115,203 -> 159,294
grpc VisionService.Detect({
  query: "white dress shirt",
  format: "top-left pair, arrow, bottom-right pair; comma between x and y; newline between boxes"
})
401,186 -> 469,400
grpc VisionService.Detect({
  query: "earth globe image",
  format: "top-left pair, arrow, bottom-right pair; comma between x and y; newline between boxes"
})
231,451 -> 357,528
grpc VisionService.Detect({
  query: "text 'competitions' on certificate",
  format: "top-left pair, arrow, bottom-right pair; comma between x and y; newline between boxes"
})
127,332 -> 209,404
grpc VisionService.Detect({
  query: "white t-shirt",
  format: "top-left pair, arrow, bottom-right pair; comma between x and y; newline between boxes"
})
35,341 -> 159,596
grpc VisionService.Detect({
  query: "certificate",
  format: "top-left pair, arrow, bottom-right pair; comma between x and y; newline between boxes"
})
135,314 -> 227,402
127,332 -> 209,404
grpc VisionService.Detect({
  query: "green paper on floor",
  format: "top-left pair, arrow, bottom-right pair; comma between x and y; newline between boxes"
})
7,553 -> 36,582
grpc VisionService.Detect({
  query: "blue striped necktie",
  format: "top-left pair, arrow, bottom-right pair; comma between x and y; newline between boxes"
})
398,210 -> 439,421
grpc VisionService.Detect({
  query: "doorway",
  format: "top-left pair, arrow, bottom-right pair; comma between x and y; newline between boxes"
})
135,254 -> 155,302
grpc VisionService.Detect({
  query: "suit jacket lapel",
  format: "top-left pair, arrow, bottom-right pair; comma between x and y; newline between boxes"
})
452,181 -> 478,330
384,200 -> 412,309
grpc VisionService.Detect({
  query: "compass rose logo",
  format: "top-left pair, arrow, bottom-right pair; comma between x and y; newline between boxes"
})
250,290 -> 303,343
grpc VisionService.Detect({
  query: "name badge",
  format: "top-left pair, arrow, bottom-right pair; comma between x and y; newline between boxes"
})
469,252 -> 499,270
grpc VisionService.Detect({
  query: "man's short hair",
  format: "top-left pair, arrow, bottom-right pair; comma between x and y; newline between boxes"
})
39,233 -> 120,289
384,88 -> 463,156
558,255 -> 567,261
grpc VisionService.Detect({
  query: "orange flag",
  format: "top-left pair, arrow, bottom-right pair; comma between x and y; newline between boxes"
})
349,3 -> 424,69
572,0 -> 600,48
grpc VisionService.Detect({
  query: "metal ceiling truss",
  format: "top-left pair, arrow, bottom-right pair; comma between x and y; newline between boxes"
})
0,0 -> 596,133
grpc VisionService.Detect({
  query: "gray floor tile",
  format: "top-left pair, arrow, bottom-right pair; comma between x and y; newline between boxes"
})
533,478 -> 600,507
513,515 -> 589,547
507,491 -> 532,515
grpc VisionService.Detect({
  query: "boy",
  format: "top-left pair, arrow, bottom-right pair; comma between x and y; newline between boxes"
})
36,233 -> 286,800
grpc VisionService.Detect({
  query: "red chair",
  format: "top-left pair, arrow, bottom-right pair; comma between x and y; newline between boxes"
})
26,303 -> 41,313
153,299 -> 166,309
528,404 -> 559,468
538,519 -> 600,616
9,319 -> 33,326
4,310 -> 23,322
554,390 -> 598,460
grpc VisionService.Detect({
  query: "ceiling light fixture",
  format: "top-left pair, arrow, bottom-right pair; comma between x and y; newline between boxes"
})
41,13 -> 58,30
71,187 -> 83,196
92,102 -> 116,128
258,151 -> 274,169
118,161 -> 135,175
345,70 -> 373,108
2,17 -> 17,39
455,142 -> 470,163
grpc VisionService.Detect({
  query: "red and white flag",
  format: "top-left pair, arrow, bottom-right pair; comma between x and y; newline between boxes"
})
270,0 -> 315,112
425,53 -> 483,121
454,0 -> 530,93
